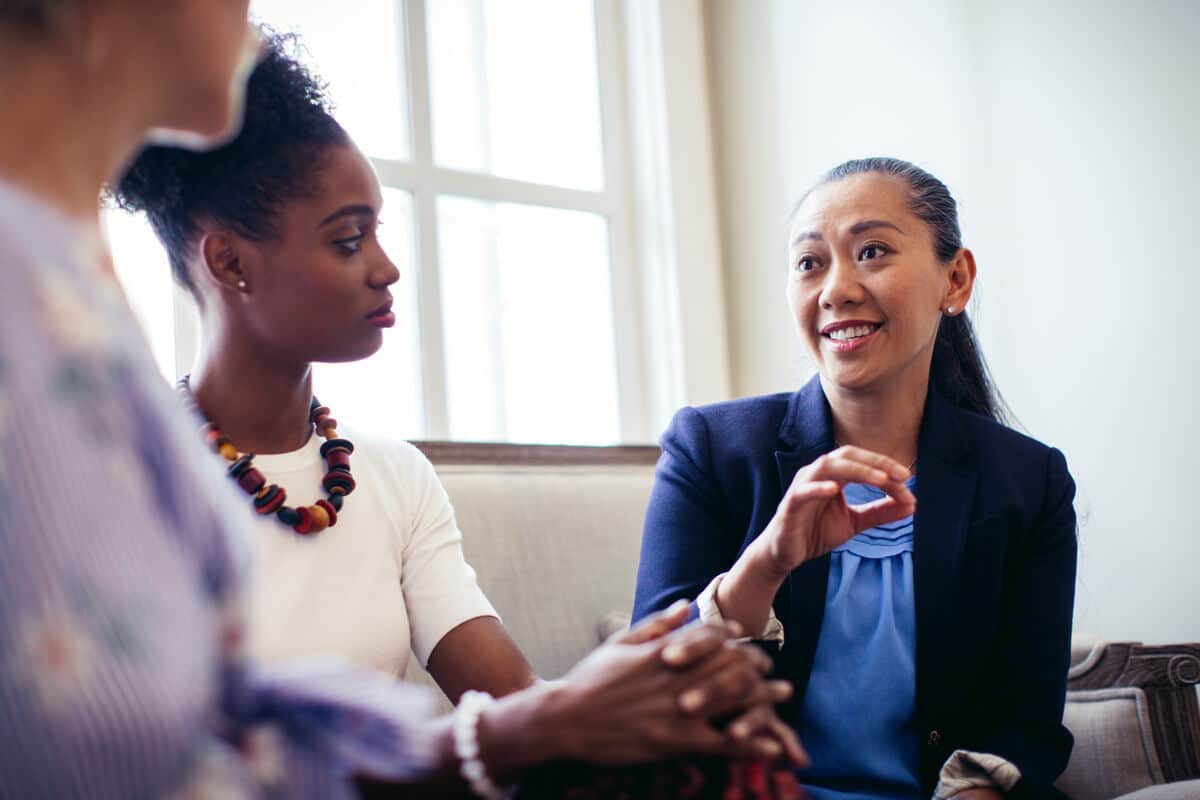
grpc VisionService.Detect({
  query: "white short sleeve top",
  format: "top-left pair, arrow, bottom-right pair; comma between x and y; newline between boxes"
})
244,428 -> 498,677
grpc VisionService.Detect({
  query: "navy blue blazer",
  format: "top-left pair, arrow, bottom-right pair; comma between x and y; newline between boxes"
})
632,376 -> 1077,798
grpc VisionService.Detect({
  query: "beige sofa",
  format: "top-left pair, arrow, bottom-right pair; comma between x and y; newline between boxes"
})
407,441 -> 1200,800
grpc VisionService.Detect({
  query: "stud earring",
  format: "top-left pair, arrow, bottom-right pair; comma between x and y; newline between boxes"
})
236,280 -> 247,290
946,305 -> 956,314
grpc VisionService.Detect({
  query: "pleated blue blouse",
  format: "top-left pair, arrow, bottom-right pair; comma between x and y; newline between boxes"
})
797,478 -> 924,800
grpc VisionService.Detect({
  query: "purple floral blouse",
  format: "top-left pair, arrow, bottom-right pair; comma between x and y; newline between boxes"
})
0,181 -> 436,799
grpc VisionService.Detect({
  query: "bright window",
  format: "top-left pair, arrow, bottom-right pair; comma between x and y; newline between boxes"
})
107,0 -> 644,444
426,0 -> 605,189
437,197 -> 619,444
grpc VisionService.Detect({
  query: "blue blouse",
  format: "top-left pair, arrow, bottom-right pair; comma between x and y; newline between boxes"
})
797,479 -> 923,800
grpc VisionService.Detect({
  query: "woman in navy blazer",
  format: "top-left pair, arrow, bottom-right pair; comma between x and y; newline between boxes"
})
633,159 -> 1077,800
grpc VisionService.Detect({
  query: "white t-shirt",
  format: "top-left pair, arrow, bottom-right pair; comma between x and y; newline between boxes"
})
242,428 -> 497,678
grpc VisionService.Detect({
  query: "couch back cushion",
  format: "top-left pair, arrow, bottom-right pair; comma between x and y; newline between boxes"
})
1056,687 -> 1166,800
441,463 -> 654,678
409,444 -> 660,690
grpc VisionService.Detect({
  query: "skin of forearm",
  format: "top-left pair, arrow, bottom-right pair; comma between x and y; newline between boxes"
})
427,616 -> 539,705
714,538 -> 788,637
476,682 -> 571,780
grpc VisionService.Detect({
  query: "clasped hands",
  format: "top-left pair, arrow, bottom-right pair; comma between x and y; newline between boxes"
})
546,599 -> 807,767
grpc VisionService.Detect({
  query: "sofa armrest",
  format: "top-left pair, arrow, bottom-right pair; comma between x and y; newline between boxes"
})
1068,642 -> 1200,783
1113,778 -> 1200,799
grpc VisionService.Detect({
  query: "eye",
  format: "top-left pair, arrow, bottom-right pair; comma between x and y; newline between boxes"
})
794,255 -> 817,273
333,233 -> 366,254
858,244 -> 889,260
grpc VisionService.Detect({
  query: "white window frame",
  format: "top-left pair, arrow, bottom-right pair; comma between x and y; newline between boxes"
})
166,0 -> 730,443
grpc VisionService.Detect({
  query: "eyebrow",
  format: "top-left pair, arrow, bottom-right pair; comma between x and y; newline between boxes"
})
791,230 -> 824,245
318,204 -> 376,228
790,219 -> 907,246
849,219 -> 906,236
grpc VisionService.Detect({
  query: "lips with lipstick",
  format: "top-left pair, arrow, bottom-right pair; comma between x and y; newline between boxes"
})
366,299 -> 395,327
820,320 -> 882,350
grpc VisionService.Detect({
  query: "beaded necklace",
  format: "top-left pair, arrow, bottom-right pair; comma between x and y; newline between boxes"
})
177,376 -> 356,535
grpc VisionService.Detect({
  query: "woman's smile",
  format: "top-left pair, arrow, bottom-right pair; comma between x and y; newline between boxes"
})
821,319 -> 884,353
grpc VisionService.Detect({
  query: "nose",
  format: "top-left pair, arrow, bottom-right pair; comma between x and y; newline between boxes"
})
369,249 -> 401,289
817,254 -> 865,310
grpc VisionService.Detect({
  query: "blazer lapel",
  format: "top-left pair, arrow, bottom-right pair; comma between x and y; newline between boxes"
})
913,389 -> 978,719
774,376 -> 835,697
774,375 -> 836,490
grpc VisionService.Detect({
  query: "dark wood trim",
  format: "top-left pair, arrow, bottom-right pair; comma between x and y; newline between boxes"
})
411,440 -> 661,467
1068,641 -> 1200,783
1146,690 -> 1200,783
1068,643 -> 1200,691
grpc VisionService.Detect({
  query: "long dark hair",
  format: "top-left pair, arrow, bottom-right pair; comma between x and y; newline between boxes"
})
800,157 -> 1007,424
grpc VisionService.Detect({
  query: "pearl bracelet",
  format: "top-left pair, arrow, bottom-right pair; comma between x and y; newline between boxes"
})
453,690 -> 514,800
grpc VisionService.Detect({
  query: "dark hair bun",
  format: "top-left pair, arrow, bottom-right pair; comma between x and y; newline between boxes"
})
114,143 -> 192,217
111,28 -> 348,291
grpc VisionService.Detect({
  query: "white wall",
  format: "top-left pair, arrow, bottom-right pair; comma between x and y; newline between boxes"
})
705,0 -> 1200,644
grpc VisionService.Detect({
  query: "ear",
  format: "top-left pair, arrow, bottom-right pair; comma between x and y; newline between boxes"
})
943,247 -> 977,315
199,231 -> 252,294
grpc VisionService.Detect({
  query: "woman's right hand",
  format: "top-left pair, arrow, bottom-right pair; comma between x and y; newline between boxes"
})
710,446 -> 916,637
754,445 -> 915,580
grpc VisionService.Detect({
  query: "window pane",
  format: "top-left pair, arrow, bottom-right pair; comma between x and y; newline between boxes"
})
313,189 -> 423,438
437,197 -> 619,444
103,208 -> 175,379
251,0 -> 410,161
428,0 -> 605,190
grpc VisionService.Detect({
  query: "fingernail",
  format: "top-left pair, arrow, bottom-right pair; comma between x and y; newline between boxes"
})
668,598 -> 690,613
679,689 -> 705,712
757,740 -> 782,757
663,644 -> 685,662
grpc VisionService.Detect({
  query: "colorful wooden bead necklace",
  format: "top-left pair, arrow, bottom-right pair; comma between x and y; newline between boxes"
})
177,376 -> 355,535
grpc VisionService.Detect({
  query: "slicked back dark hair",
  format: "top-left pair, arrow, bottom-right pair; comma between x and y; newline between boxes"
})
113,29 -> 350,294
796,157 -> 1007,424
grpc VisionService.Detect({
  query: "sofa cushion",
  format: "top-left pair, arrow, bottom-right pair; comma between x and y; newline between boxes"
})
597,609 -> 632,642
1113,779 -> 1200,799
1056,687 -> 1166,800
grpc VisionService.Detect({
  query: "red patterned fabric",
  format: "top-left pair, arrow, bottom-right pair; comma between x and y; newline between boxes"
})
516,758 -> 807,800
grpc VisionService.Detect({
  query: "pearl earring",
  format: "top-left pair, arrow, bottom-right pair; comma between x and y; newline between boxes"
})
236,279 -> 247,290
946,305 -> 956,314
